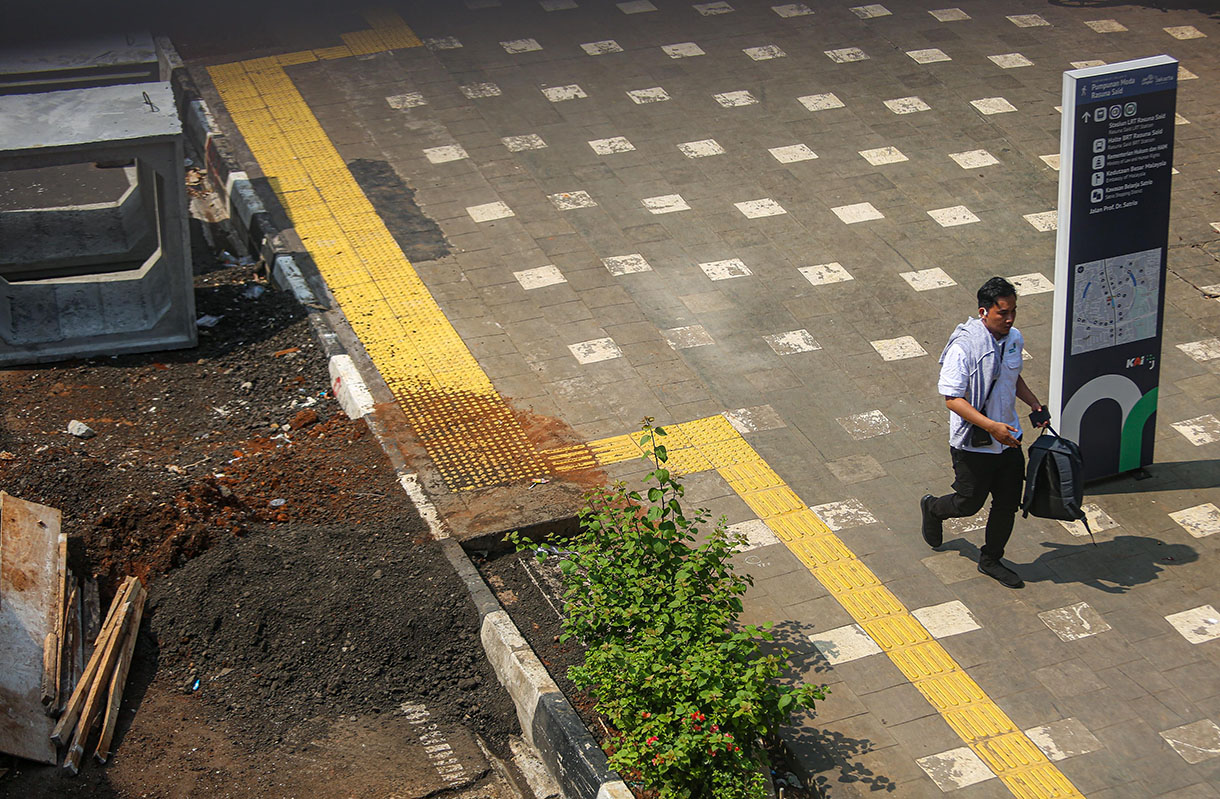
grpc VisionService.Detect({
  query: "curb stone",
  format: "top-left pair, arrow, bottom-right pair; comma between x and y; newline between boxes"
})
167,40 -> 630,799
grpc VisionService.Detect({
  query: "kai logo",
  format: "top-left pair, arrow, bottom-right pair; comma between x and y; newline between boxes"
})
1126,354 -> 1157,370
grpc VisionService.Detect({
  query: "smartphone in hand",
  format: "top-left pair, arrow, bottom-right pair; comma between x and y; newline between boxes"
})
1029,407 -> 1051,427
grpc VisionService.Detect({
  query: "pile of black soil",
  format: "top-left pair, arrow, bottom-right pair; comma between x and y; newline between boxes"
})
149,519 -> 517,752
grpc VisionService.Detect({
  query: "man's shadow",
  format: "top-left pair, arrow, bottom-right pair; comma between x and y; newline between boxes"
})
945,534 -> 1197,593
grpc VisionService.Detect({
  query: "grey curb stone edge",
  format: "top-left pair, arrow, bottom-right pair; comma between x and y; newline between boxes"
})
165,38 -> 630,799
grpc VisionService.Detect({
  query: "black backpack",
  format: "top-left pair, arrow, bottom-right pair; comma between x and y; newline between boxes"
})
1021,427 -> 1093,541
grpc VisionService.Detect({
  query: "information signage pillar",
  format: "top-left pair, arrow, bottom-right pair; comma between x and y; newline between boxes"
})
1049,55 -> 1178,481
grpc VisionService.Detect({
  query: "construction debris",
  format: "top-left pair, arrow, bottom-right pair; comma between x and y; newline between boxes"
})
1,492 -> 146,774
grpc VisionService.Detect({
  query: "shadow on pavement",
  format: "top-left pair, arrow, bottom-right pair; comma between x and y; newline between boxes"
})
1086,459 -> 1220,495
1026,535 -> 1199,593
1049,0 -> 1219,19
764,621 -> 899,795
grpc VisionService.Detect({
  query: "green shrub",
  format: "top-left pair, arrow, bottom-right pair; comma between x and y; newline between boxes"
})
513,420 -> 826,799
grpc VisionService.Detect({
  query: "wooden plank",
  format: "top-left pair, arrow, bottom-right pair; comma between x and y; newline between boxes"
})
94,582 -> 147,763
41,535 -> 68,708
64,579 -> 140,775
82,576 -> 100,664
50,576 -> 134,747
0,491 -> 62,765
59,578 -> 82,716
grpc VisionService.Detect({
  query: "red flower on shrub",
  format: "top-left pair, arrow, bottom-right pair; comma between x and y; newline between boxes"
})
646,736 -> 659,746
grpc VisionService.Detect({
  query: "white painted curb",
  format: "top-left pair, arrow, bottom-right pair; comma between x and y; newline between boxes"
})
328,353 -> 375,419
481,611 -> 561,750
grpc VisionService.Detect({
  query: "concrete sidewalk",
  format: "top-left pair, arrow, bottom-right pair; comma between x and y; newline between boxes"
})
187,1 -> 1220,795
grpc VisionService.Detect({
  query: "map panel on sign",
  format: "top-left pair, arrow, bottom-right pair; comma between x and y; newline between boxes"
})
1071,248 -> 1162,355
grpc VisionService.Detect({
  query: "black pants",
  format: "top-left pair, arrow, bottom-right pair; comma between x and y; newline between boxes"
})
929,446 -> 1025,560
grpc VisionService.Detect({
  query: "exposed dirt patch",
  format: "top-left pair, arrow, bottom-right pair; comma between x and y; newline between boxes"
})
0,221 -> 516,797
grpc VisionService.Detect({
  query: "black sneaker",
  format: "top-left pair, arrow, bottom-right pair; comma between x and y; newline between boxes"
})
978,557 -> 1024,589
920,494 -> 942,549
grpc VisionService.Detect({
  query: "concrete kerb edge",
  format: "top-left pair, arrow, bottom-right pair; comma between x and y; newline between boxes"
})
171,45 -> 629,799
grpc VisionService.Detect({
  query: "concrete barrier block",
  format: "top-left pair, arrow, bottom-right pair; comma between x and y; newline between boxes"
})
328,353 -> 374,419
480,611 -> 560,747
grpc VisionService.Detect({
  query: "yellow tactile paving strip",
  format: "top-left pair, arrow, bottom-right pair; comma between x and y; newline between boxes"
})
208,12 -> 547,491
588,418 -> 1083,799
206,14 -> 1083,794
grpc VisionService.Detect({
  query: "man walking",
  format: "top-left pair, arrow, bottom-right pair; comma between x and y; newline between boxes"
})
920,277 -> 1050,588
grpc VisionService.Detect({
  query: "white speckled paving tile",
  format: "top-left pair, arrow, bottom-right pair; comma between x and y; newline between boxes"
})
900,267 -> 956,291
461,82 -> 502,99
588,137 -> 635,155
871,336 -> 927,361
1179,66 -> 1198,80
694,1 -> 734,15
1164,605 -> 1220,645
541,84 -> 587,102
617,0 -> 656,12
627,87 -> 670,104
836,409 -> 894,440
642,194 -> 690,214
424,36 -> 462,50
1024,211 -> 1057,232
466,201 -> 514,222
699,258 -> 752,280
1084,19 -> 1127,33
769,144 -> 817,163
859,146 -> 907,165
1172,414 -> 1220,446
1008,13 -> 1050,27
514,265 -> 567,290
581,40 -> 623,55
1071,60 -> 1106,68
850,4 -> 890,19
1057,503 -> 1119,537
832,202 -> 884,224
971,96 -> 1017,114
1176,113 -> 1191,126
663,42 -> 705,58
772,3 -> 812,17
917,747 -> 995,792
928,205 -> 980,226
907,48 -> 951,64
1008,272 -> 1054,295
678,139 -> 725,158
1177,337 -> 1220,362
548,191 -> 597,210
714,90 -> 758,107
989,53 -> 1034,68
663,325 -> 715,350
810,624 -> 882,664
912,600 -> 982,638
423,144 -> 469,163
501,38 -> 542,54
1170,503 -> 1220,538
884,96 -> 930,114
949,149 -> 999,168
825,47 -> 869,63
763,329 -> 821,354
929,8 -> 969,22
1040,154 -> 1061,170
744,45 -> 786,60
1024,719 -> 1103,762
602,254 -> 651,276
724,405 -> 786,433
569,337 -> 623,364
502,133 -> 547,151
811,498 -> 877,530
729,519 -> 780,551
735,198 -> 786,218
1164,25 -> 1205,40
800,262 -> 853,285
386,92 -> 427,109
1160,720 -> 1220,764
1039,602 -> 1112,641
799,93 -> 845,112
